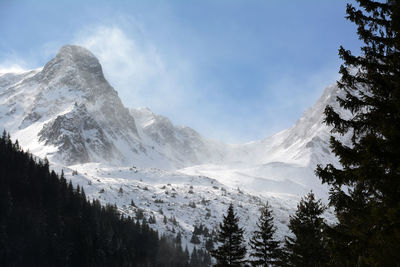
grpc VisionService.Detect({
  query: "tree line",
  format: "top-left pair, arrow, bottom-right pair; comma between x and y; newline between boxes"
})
210,192 -> 327,266
0,131 -> 204,267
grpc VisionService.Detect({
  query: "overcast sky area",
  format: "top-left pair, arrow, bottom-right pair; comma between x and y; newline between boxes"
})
0,0 -> 362,143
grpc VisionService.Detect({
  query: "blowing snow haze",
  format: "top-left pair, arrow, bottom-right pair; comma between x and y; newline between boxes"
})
0,0 -> 363,143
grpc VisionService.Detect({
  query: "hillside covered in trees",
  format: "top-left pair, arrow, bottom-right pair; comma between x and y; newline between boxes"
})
0,131 -> 194,267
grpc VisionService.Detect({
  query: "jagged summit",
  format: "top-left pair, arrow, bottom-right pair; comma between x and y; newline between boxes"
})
38,45 -> 111,97
58,44 -> 96,58
48,45 -> 102,74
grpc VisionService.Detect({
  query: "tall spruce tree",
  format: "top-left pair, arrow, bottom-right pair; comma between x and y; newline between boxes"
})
315,0 -> 400,265
283,191 -> 328,267
249,203 -> 281,266
211,204 -> 247,267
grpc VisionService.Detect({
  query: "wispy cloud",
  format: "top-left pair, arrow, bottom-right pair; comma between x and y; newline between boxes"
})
70,25 -> 340,143
0,50 -> 28,74
0,22 -> 342,143
72,25 -> 197,113
0,62 -> 27,74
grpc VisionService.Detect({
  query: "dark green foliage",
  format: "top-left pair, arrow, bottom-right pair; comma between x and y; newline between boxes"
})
211,204 -> 247,266
193,223 -> 210,237
175,231 -> 182,245
190,233 -> 201,244
135,208 -> 145,220
155,235 -> 190,267
190,247 -> 201,267
205,237 -> 214,252
190,247 -> 212,267
249,203 -> 281,266
315,0 -> 400,265
190,223 -> 210,245
149,214 -> 157,224
283,192 -> 328,267
0,132 -> 189,267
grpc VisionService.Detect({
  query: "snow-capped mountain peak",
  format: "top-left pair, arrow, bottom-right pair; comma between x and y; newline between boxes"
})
0,45 -> 225,168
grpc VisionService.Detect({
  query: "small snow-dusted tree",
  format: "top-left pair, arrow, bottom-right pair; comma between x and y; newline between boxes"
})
135,208 -> 144,220
249,202 -> 281,266
211,203 -> 247,266
148,214 -> 156,224
190,233 -> 201,244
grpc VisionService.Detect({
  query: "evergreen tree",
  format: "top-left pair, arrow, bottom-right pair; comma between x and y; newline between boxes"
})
205,237 -> 214,252
315,0 -> 400,265
190,247 -> 201,267
211,204 -> 247,267
249,203 -> 281,266
283,191 -> 328,267
190,232 -> 201,244
184,246 -> 190,263
198,248 -> 212,267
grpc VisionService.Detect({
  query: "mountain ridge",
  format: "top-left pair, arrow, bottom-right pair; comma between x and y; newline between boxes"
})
0,44 -> 344,251
0,45 -> 345,171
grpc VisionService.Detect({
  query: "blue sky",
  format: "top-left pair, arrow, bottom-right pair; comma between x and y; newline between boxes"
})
0,0 -> 361,143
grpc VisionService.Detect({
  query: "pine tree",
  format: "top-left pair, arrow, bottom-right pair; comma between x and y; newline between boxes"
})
210,203 -> 247,267
205,237 -> 214,252
249,203 -> 281,266
315,0 -> 400,265
190,232 -> 201,244
283,191 -> 328,267
190,247 -> 201,267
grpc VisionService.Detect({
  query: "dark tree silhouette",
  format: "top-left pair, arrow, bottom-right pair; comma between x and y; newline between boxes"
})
316,0 -> 400,265
211,204 -> 247,266
249,203 -> 281,266
283,192 -> 328,267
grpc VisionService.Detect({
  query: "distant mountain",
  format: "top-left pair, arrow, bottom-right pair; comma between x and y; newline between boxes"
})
179,83 -> 352,199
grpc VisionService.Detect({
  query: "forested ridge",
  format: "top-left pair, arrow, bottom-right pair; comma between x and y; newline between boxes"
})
0,131 -> 190,267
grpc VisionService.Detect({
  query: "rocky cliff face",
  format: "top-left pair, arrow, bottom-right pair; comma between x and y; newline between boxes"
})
0,45 -> 139,165
130,107 -> 226,167
38,103 -> 118,164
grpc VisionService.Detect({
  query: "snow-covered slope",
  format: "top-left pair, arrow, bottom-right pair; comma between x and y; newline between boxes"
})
54,162 -> 336,253
179,84 -> 350,200
0,45 -> 346,252
130,107 -> 227,168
